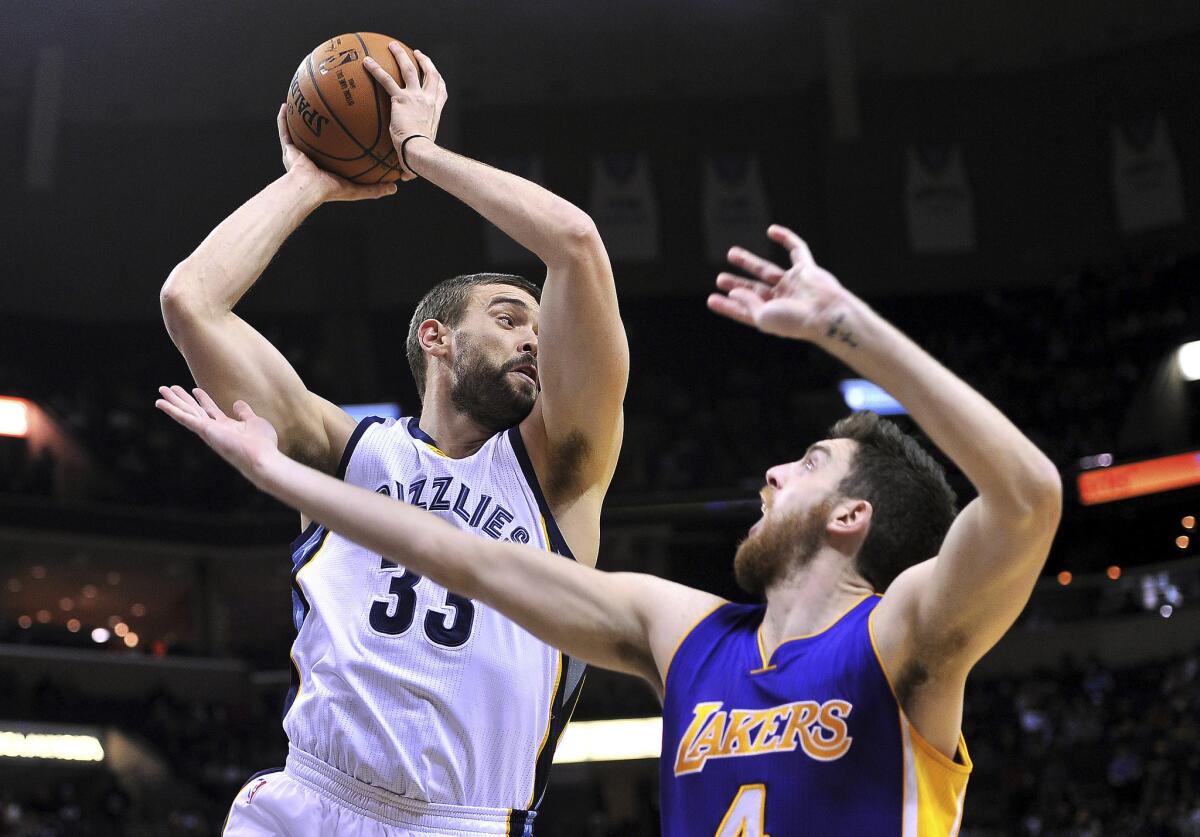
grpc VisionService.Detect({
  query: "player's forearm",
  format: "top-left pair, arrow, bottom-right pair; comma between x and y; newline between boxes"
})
161,169 -> 325,317
818,299 -> 1061,517
253,448 -> 656,679
404,139 -> 600,268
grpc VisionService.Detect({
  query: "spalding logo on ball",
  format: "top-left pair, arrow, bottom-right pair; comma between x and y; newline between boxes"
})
286,33 -> 423,184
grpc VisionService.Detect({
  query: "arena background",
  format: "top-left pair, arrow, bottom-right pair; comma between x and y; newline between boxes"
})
2,1 -> 1200,834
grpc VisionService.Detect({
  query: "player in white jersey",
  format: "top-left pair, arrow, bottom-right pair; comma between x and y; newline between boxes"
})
160,46 -> 628,835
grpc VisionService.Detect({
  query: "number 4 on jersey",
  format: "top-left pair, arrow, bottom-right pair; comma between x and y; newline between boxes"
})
715,784 -> 770,837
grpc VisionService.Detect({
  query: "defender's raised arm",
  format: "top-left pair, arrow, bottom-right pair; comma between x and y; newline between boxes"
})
710,225 -> 1062,757
155,386 -> 718,696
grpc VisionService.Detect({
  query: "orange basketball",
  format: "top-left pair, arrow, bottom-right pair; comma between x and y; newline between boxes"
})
285,33 -> 419,184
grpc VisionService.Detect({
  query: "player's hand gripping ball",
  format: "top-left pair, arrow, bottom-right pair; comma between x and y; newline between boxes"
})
285,33 -> 421,184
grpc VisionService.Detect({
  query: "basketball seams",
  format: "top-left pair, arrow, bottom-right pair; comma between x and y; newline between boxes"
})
290,129 -> 390,182
300,45 -> 404,180
352,33 -> 388,153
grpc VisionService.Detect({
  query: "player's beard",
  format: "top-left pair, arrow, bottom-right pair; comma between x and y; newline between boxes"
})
734,497 -> 835,597
449,334 -> 537,434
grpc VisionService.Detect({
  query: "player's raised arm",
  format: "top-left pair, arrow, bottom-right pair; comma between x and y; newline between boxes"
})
156,386 -> 720,695
159,106 -> 399,473
364,47 -> 629,549
709,226 -> 1062,750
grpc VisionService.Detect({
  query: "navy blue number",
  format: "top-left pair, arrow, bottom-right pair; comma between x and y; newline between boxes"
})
369,570 -> 421,636
424,591 -> 475,648
372,560 -> 475,648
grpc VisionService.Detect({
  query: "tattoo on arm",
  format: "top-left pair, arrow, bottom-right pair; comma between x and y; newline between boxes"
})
826,314 -> 859,348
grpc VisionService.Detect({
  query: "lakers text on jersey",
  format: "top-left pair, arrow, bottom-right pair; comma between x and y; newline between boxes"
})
660,596 -> 971,837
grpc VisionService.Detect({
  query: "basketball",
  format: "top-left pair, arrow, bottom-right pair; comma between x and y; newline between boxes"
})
285,33 -> 420,184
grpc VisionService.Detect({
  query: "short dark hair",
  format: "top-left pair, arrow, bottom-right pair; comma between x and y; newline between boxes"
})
829,411 -> 957,590
405,273 -> 542,400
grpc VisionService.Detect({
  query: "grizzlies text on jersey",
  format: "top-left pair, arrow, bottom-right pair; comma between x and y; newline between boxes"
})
285,417 -> 586,831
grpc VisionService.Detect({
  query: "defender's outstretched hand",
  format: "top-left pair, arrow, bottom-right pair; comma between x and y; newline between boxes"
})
276,104 -> 398,200
363,45 -> 448,178
155,386 -> 280,483
708,225 -> 861,348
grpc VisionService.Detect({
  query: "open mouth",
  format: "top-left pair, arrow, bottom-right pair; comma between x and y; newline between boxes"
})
510,364 -> 538,387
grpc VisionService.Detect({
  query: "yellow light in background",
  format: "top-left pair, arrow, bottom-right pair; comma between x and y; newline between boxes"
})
1106,566 -> 1121,580
1178,535 -> 1191,550
113,622 -> 128,638
123,632 -> 139,648
0,398 -> 29,438
17,616 -> 31,629
0,731 -> 103,762
1184,516 -> 1196,530
66,619 -> 80,633
1057,571 -> 1073,586
552,717 -> 662,764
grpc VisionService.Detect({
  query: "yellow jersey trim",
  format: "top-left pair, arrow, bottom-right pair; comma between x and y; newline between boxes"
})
755,593 -> 872,670
867,605 -> 971,836
662,601 -> 730,689
526,650 -> 564,808
866,606 -> 972,773
421,441 -> 451,458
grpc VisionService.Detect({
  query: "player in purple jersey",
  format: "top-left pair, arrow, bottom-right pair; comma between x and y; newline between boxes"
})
157,224 -> 1061,835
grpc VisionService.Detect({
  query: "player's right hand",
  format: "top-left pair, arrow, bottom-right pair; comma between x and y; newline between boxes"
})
155,386 -> 282,486
363,46 -> 448,178
276,103 -> 398,201
708,225 -> 863,348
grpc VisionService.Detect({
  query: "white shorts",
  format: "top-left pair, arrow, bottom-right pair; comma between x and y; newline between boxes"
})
222,748 -> 535,837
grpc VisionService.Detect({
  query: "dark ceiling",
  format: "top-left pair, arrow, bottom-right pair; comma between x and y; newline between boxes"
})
2,0 -> 1196,122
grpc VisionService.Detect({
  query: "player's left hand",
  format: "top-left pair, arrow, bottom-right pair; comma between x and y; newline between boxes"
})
155,386 -> 281,483
363,46 -> 448,180
707,225 -> 862,347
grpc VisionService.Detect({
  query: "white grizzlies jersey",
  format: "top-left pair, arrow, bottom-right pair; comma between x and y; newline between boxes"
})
284,416 -> 587,827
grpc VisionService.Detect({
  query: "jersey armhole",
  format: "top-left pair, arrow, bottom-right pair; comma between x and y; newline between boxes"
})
506,425 -> 577,561
290,416 -> 384,552
866,607 -> 972,773
661,601 -> 730,691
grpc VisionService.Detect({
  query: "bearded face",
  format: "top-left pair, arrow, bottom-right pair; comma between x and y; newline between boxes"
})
734,497 -> 834,596
448,332 -> 538,434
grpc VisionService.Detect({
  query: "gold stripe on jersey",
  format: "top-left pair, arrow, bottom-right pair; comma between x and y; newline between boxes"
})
867,608 -> 971,836
527,650 -> 564,809
662,602 -> 730,687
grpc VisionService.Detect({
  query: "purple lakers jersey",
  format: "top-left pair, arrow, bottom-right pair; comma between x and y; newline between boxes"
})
661,596 -> 971,836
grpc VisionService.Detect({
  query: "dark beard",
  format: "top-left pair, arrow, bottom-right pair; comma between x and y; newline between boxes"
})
734,498 -> 833,597
449,336 -> 537,434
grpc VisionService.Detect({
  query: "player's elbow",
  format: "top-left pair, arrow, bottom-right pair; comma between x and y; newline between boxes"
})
160,264 -> 207,326
1016,459 -> 1063,532
552,211 -> 602,260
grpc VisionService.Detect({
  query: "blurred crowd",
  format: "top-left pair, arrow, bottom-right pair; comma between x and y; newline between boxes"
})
2,253 -> 1197,511
3,646 -> 1200,834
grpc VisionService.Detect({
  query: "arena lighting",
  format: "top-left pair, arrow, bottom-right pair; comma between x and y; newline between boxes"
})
552,717 -> 662,764
1077,450 -> 1200,505
838,380 -> 906,416
0,397 -> 29,437
0,730 -> 103,762
341,402 -> 402,422
1178,341 -> 1200,381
